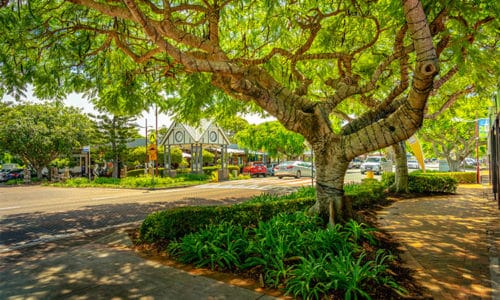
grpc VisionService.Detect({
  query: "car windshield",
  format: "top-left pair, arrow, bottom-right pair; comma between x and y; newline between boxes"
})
365,157 -> 381,163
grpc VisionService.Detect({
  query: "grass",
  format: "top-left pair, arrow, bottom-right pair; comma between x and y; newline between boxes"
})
49,174 -> 210,189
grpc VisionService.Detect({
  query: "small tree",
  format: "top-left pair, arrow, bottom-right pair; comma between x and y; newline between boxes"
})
91,113 -> 139,178
0,103 -> 93,178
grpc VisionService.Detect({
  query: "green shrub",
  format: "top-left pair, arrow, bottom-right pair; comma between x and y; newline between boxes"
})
166,211 -> 404,299
345,180 -> 386,209
127,168 -> 147,177
139,181 -> 386,243
382,172 -> 458,193
446,172 -> 477,184
167,221 -> 249,270
202,166 -> 219,175
139,197 -> 315,243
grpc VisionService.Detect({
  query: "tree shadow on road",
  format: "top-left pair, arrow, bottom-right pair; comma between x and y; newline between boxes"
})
0,196 -> 266,299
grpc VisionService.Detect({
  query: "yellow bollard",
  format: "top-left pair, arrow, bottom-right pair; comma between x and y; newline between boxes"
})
366,170 -> 374,179
212,171 -> 219,182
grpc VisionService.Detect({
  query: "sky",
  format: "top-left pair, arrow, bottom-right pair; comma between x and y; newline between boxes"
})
3,88 -> 275,130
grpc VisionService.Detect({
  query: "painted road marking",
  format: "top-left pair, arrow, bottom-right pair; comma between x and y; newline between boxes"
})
0,206 -> 21,211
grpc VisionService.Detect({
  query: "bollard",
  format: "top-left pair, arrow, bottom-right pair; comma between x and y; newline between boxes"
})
366,170 -> 374,179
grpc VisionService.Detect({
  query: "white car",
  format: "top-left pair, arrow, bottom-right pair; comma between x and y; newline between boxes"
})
407,159 -> 420,169
274,161 -> 315,179
360,156 -> 387,175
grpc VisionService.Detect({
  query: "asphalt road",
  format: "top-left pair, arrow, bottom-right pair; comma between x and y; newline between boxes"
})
0,176 -> 325,252
0,168 -> 382,252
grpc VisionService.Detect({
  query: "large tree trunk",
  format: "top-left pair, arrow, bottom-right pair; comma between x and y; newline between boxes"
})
309,145 -> 352,225
391,141 -> 409,193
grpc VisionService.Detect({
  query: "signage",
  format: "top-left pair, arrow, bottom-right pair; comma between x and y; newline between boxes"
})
478,118 -> 489,139
82,146 -> 90,153
148,144 -> 157,161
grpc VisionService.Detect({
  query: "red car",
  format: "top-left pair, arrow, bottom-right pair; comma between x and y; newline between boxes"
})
242,162 -> 268,177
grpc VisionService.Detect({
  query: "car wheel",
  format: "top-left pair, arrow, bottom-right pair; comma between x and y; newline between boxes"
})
295,171 -> 301,178
263,173 -> 267,177
278,176 -> 283,179
361,171 -> 365,175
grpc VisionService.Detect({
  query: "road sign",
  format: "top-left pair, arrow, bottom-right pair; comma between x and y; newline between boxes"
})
148,144 -> 157,161
82,146 -> 90,153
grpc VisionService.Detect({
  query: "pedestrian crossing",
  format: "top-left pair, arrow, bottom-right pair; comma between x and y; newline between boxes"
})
194,177 -> 315,191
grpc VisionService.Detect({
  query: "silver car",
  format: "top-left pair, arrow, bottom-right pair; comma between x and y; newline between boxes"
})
360,156 -> 387,175
274,161 -> 315,179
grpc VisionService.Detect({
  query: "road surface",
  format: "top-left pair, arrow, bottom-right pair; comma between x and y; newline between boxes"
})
0,176 -> 324,252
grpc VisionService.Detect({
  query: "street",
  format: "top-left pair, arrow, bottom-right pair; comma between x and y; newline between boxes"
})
0,169 -> 380,252
0,176 -> 326,252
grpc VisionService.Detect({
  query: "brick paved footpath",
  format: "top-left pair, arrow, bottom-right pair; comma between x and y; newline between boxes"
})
378,185 -> 499,300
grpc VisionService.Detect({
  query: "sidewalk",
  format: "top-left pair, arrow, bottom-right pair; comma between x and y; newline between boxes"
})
0,228 -> 279,299
378,185 -> 499,300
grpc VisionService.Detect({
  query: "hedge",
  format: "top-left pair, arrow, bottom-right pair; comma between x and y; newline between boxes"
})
128,165 -> 240,177
139,197 -> 315,243
139,180 -> 387,243
382,172 -> 458,193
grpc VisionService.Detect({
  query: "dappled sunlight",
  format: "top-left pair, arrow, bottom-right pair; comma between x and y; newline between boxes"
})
1,232 -> 207,299
379,187 -> 498,299
0,192 -> 269,299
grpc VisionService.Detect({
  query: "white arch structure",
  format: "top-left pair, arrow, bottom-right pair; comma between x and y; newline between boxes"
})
159,120 -> 230,178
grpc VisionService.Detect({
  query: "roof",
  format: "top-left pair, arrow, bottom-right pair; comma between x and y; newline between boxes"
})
159,120 -> 230,146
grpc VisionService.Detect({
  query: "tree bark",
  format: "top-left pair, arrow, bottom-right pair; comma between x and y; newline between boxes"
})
391,141 -> 409,193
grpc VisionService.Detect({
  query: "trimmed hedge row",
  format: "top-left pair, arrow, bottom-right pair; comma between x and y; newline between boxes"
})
382,172 -> 458,193
139,197 -> 315,243
128,165 -> 240,177
139,180 -> 387,243
442,171 -> 477,184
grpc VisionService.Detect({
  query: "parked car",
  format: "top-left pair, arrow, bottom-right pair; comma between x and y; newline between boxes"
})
462,157 -> 477,167
348,157 -> 363,169
242,162 -> 267,177
360,156 -> 387,175
407,159 -> 420,169
274,161 -> 315,179
0,169 -> 24,182
0,169 -> 11,182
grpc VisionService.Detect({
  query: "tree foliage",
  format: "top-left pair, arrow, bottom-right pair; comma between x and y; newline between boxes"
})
420,95 -> 488,171
1,0 -> 497,223
91,112 -> 139,177
0,102 -> 93,176
235,121 -> 305,159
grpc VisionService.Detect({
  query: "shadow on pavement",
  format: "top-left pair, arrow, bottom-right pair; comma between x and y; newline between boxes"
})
378,187 -> 499,299
0,197 -> 249,249
0,196 -> 278,299
0,230 -> 276,299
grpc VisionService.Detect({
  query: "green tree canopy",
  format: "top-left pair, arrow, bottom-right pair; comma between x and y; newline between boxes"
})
0,102 -> 93,177
1,0 -> 497,224
420,95 -> 488,171
235,121 -> 305,159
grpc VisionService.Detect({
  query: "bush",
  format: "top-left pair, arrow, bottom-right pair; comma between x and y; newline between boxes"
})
166,212 -> 404,299
139,197 -> 315,243
382,172 -> 458,193
139,181 -> 386,243
345,179 -> 386,209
